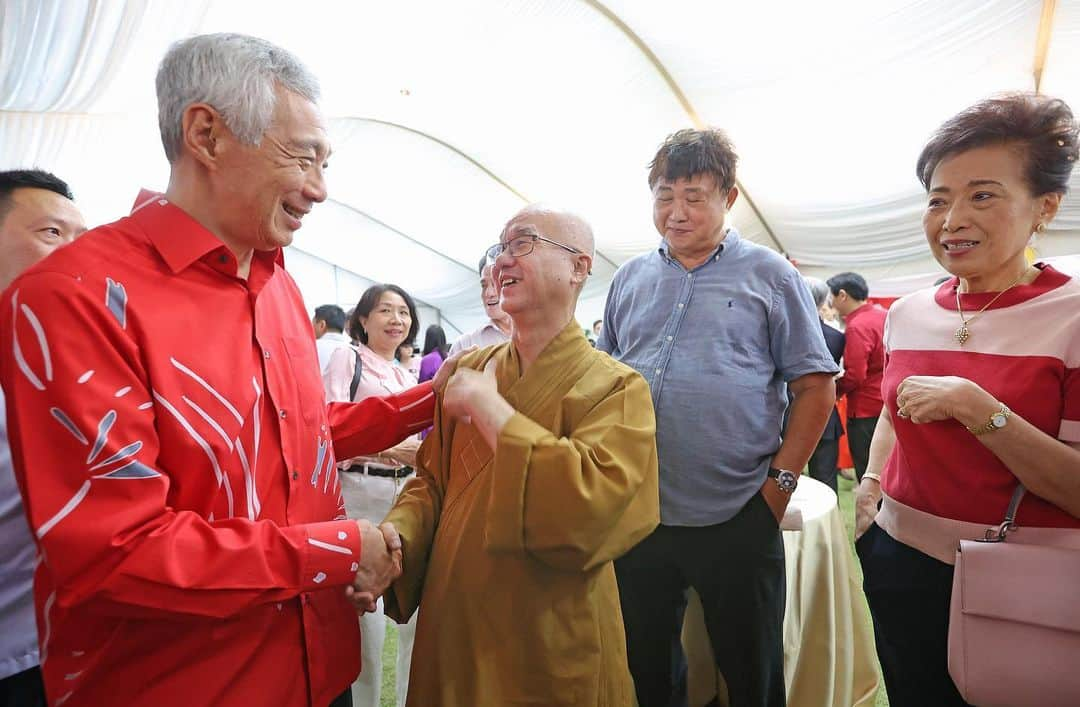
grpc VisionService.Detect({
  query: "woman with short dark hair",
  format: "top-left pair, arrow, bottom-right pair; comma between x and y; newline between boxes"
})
855,93 -> 1080,706
322,283 -> 422,705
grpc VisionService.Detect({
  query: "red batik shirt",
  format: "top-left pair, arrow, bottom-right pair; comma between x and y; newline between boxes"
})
0,192 -> 435,707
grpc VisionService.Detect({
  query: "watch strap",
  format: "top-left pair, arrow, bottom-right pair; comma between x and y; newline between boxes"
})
966,404 -> 1011,436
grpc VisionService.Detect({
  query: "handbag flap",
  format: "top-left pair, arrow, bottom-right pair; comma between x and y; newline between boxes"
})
957,540 -> 1080,632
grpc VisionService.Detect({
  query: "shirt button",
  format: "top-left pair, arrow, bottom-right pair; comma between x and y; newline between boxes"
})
218,254 -> 228,264
677,303 -> 685,309
264,350 -> 271,359
292,470 -> 299,480
666,335 -> 673,342
655,368 -> 661,374
687,273 -> 693,278
280,410 -> 287,419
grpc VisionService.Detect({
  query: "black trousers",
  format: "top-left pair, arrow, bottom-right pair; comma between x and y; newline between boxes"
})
846,416 -> 878,481
806,437 -> 839,492
616,492 -> 786,707
328,687 -> 353,707
856,523 -> 972,707
0,666 -> 46,707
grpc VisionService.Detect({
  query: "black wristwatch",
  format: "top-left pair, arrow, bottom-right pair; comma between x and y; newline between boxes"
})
767,466 -> 798,494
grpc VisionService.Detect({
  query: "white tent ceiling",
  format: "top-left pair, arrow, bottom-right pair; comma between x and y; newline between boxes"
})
3,0 -> 1079,334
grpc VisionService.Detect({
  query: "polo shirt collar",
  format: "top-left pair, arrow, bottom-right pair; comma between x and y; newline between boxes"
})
657,227 -> 738,261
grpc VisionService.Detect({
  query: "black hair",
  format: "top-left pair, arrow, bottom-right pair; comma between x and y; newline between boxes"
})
648,128 -> 738,192
826,272 -> 869,301
313,304 -> 346,332
422,324 -> 449,358
0,169 -> 74,226
347,284 -> 420,346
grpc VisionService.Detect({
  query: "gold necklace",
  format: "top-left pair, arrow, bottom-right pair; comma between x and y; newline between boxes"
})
953,268 -> 1031,345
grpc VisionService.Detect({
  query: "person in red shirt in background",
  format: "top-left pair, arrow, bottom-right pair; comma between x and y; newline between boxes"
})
828,272 -> 888,482
0,33 -> 445,707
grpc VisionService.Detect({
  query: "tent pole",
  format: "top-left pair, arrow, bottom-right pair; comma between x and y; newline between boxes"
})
1033,0 -> 1058,94
583,0 -> 786,255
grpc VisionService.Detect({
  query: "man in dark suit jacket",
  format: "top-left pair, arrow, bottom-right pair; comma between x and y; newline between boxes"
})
804,277 -> 846,491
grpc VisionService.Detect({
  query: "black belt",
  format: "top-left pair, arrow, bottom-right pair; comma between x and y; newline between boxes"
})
359,463 -> 414,479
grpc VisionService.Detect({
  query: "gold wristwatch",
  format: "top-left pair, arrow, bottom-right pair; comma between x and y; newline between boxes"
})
966,404 -> 1011,436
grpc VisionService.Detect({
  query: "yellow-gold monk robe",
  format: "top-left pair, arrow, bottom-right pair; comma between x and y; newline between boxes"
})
383,322 -> 659,706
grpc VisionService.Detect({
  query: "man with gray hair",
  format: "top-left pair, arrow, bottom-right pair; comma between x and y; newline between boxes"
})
0,34 -> 440,707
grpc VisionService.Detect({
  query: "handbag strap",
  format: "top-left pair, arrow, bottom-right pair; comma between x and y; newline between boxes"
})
1004,484 -> 1026,526
349,347 -> 364,401
986,484 -> 1026,542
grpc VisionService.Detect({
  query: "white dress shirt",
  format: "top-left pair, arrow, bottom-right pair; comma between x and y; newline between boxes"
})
449,321 -> 510,355
0,385 -> 40,679
315,331 -> 353,374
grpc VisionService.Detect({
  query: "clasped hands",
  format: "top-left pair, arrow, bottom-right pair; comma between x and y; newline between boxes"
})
894,374 -> 995,427
345,519 -> 402,615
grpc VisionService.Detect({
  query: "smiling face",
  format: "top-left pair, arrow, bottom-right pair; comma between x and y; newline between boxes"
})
210,86 -> 331,253
492,210 -> 592,325
359,290 -> 413,357
924,143 -> 1061,292
652,173 -> 738,268
0,187 -> 86,289
479,264 -> 507,322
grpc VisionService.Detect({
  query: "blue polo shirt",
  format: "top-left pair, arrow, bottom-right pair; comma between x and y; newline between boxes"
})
598,228 -> 838,526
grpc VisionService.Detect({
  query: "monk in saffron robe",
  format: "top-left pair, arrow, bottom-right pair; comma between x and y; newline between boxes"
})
378,206 -> 659,706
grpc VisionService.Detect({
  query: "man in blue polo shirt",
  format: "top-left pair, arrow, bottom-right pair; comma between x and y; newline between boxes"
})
598,128 -> 838,707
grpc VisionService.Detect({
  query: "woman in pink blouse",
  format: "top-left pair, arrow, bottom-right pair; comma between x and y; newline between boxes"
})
323,283 -> 421,707
325,284 -> 421,466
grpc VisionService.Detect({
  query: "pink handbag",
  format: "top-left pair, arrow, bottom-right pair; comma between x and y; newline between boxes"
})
948,486 -> 1080,707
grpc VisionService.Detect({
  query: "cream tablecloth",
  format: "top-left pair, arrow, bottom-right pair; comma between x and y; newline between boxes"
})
682,477 -> 880,707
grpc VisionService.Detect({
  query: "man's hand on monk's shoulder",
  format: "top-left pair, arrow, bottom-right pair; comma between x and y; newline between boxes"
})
443,358 -> 499,422
432,346 -> 476,395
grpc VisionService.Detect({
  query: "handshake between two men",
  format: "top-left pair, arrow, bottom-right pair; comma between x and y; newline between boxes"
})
346,519 -> 403,613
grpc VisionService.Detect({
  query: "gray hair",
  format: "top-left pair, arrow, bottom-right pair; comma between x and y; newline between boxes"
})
804,276 -> 830,309
156,33 -> 320,162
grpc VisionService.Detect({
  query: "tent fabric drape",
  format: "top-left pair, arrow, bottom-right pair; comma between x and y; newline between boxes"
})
2,0 -> 1079,328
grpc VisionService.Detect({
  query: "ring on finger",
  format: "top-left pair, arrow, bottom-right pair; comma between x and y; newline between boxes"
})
897,408 -> 910,419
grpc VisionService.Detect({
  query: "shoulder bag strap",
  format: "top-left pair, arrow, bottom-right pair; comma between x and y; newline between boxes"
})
349,347 -> 364,401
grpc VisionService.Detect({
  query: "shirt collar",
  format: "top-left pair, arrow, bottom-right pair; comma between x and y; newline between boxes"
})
321,331 -> 350,344
128,189 -> 284,276
845,301 -> 882,323
657,227 -> 738,262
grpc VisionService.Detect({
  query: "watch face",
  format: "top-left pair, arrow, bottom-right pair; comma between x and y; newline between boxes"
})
777,470 -> 798,493
991,413 -> 1008,428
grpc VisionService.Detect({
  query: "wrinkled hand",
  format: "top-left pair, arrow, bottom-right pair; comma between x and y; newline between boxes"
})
854,477 -> 882,539
442,359 -> 498,423
895,375 -> 989,425
345,520 -> 402,614
432,346 -> 477,395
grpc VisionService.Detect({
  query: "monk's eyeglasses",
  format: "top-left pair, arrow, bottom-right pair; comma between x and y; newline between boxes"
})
485,234 -> 583,262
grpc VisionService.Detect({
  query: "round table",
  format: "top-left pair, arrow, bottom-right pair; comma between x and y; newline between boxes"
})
681,477 -> 880,707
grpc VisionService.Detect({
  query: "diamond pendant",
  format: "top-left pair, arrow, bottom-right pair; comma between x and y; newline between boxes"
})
954,324 -> 970,345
